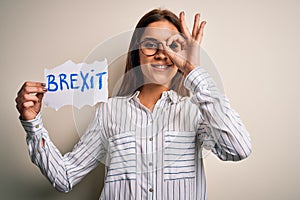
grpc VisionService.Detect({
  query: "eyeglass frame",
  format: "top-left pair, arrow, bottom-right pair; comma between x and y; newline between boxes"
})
138,38 -> 182,56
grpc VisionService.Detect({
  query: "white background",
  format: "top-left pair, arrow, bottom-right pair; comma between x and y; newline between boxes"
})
0,0 -> 299,199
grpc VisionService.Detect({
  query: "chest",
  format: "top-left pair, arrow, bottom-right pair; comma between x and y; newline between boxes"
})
103,100 -> 201,182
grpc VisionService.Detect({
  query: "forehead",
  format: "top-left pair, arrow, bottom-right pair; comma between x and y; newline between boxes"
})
141,20 -> 179,41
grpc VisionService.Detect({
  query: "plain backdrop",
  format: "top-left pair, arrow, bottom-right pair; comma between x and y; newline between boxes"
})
1,0 -> 299,199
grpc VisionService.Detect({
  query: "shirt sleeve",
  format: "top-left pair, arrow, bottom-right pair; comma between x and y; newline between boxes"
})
184,67 -> 252,161
20,104 -> 108,192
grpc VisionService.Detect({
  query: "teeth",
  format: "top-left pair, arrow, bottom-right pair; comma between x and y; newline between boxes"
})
153,65 -> 169,69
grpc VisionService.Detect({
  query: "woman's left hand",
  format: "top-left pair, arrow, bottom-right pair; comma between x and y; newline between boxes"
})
163,12 -> 206,76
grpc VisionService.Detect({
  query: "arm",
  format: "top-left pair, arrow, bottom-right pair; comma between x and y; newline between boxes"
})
21,105 -> 106,192
16,82 -> 107,192
20,105 -> 107,192
184,67 -> 252,161
164,12 -> 251,160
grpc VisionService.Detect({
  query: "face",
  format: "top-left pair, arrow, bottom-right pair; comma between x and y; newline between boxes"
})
139,20 -> 179,88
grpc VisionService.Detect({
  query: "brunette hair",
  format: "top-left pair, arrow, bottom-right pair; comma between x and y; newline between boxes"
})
117,9 -> 190,97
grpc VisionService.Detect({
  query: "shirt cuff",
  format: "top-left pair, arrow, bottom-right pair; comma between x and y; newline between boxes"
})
184,67 -> 210,93
20,113 -> 44,136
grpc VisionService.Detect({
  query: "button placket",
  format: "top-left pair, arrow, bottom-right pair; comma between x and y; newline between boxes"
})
146,123 -> 155,198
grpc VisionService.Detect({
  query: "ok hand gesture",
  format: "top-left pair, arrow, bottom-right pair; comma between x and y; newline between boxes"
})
163,12 -> 206,76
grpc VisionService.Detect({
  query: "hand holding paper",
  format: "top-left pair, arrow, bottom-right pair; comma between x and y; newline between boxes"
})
15,82 -> 47,120
44,59 -> 108,110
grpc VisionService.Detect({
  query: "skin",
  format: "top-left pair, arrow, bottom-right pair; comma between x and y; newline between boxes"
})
139,21 -> 179,89
15,11 -> 206,119
138,12 -> 206,111
15,81 -> 47,120
138,20 -> 180,110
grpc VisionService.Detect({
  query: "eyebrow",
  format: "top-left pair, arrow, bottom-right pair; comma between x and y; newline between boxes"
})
141,37 -> 159,42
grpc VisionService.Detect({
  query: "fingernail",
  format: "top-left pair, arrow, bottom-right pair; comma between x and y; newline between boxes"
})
43,88 -> 48,92
41,83 -> 46,86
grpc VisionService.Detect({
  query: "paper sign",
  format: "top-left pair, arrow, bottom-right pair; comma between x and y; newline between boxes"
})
43,59 -> 108,110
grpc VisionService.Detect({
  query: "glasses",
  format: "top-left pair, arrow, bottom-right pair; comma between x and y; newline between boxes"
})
139,39 -> 182,56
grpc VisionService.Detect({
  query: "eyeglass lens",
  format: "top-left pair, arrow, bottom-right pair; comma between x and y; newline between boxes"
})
140,40 -> 181,56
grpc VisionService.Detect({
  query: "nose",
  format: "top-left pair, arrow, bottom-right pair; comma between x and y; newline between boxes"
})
154,43 -> 167,60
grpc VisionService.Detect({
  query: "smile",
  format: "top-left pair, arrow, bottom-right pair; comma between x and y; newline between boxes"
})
151,64 -> 172,70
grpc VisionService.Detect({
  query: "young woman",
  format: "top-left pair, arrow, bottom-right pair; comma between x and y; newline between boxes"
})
15,9 -> 251,200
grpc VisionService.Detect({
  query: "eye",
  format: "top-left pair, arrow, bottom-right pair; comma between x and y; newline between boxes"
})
141,41 -> 157,49
169,42 -> 180,51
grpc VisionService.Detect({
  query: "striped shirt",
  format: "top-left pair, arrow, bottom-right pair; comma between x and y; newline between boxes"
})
21,67 -> 252,200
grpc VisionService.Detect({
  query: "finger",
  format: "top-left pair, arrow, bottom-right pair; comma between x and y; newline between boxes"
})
196,21 -> 207,42
161,41 -> 178,61
20,85 -> 47,95
167,34 -> 187,52
16,94 -> 40,107
15,95 -> 21,104
18,82 -> 46,95
23,94 -> 41,103
161,41 -> 186,67
24,81 -> 46,87
17,100 -> 35,110
15,97 -> 18,103
161,41 -> 174,56
167,34 -> 186,45
22,101 -> 35,108
179,11 -> 191,39
192,13 -> 200,38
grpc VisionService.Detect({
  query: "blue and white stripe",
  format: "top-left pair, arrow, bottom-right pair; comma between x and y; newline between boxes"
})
21,67 -> 252,200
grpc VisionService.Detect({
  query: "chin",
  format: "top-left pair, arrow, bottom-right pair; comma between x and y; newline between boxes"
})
143,77 -> 173,87
140,63 -> 177,87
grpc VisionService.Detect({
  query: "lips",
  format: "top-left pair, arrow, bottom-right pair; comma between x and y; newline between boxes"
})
151,64 -> 173,70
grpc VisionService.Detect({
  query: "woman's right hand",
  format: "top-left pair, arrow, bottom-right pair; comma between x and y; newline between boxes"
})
15,82 -> 47,121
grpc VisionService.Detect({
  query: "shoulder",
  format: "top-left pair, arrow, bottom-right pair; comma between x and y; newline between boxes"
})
108,95 -> 132,104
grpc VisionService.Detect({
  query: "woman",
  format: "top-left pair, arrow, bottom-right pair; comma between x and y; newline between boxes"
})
15,9 -> 252,200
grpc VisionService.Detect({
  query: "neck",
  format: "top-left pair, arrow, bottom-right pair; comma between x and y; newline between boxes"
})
138,84 -> 169,111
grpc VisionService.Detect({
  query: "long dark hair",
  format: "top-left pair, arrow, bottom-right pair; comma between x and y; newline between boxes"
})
117,9 -> 190,97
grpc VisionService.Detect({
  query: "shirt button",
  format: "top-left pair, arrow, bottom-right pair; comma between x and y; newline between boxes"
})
35,125 -> 39,129
149,162 -> 153,166
149,188 -> 153,192
149,137 -> 153,141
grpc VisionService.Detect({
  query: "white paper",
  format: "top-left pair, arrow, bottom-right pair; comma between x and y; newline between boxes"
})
44,59 -> 108,110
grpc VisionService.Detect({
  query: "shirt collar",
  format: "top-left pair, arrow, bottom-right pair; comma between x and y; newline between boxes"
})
128,90 -> 179,104
128,90 -> 140,101
164,90 -> 180,103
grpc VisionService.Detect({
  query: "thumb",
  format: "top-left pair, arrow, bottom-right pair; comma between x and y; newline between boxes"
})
162,41 -> 186,69
161,41 -> 176,59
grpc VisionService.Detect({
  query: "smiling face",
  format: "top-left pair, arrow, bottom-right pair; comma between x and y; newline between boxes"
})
139,20 -> 179,88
